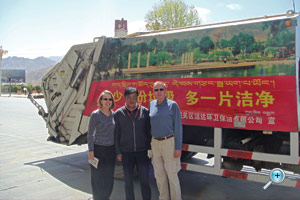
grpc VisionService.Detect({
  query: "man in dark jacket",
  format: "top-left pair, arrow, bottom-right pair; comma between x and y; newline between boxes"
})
114,86 -> 151,200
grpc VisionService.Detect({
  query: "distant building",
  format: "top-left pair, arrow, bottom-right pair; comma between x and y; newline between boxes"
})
0,69 -> 25,83
115,18 -> 128,38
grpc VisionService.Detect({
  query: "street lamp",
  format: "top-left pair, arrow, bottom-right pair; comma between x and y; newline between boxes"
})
0,46 -> 8,96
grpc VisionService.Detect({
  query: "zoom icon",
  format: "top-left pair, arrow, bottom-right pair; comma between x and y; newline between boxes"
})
263,168 -> 285,190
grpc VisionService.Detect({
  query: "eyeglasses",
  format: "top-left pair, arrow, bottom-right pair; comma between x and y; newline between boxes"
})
154,88 -> 164,92
102,98 -> 113,101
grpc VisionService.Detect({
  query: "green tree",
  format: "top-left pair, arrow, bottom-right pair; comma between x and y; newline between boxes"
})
145,0 -> 200,31
249,52 -> 261,59
199,36 -> 214,54
156,51 -> 172,65
220,39 -> 230,49
165,39 -> 179,53
26,85 -> 34,93
132,42 -> 148,54
149,52 -> 158,66
189,39 -> 198,49
237,32 -> 255,56
265,47 -> 277,57
98,38 -> 122,72
193,47 -> 208,63
140,54 -> 148,67
262,19 -> 295,54
120,45 -> 132,69
130,52 -> 138,68
149,38 -> 158,52
209,51 -> 231,61
157,41 -> 164,52
252,42 -> 265,55
175,39 -> 189,56
193,47 -> 201,63
230,35 -> 241,57
34,85 -> 42,92
11,85 -> 19,93
215,41 -> 220,50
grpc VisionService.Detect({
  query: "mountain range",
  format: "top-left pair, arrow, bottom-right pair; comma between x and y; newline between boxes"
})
1,56 -> 63,85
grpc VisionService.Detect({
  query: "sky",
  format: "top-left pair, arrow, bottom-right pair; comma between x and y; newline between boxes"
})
0,0 -> 298,59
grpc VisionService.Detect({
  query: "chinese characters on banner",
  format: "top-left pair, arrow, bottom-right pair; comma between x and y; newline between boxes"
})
84,76 -> 298,132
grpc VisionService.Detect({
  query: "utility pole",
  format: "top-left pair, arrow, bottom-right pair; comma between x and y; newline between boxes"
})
0,46 -> 8,96
8,78 -> 11,97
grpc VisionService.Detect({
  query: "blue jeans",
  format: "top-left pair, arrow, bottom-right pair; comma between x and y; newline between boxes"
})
91,145 -> 115,200
122,151 -> 151,200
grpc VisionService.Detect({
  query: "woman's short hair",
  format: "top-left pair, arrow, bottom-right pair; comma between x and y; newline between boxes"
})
97,90 -> 115,110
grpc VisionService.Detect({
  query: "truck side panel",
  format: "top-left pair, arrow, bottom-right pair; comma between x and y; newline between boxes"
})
85,16 -> 299,132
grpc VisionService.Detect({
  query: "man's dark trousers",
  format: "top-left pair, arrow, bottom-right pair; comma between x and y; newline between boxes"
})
122,151 -> 151,200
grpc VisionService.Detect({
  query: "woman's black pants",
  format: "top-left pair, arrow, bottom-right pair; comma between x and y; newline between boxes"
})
90,145 -> 115,200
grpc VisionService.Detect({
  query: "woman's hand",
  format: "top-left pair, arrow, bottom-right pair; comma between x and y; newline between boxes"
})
88,151 -> 94,160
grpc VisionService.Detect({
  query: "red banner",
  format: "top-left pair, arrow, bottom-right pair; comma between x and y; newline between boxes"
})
84,76 -> 298,132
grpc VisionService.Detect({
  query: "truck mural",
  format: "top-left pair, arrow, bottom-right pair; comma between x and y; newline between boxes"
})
32,12 -> 300,187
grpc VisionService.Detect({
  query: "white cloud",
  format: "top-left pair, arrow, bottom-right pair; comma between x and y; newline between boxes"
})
128,20 -> 148,34
195,7 -> 211,24
226,3 -> 242,10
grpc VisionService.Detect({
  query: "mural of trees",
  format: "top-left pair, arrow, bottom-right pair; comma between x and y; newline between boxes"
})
199,36 -> 214,54
98,19 -> 295,71
262,20 -> 295,57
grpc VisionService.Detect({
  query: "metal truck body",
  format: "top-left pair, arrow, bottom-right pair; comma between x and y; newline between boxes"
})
37,12 -> 300,187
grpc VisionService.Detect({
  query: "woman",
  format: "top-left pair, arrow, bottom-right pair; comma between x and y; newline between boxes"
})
87,90 -> 116,200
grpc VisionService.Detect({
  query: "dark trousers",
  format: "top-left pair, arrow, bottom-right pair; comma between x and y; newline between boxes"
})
122,151 -> 151,200
91,145 -> 116,200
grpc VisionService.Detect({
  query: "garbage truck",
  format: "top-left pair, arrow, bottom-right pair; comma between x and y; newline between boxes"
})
31,10 -> 300,187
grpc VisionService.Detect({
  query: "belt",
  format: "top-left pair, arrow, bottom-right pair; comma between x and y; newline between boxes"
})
154,134 -> 174,141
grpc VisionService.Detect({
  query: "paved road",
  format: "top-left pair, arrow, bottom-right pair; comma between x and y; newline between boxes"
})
0,97 -> 299,200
